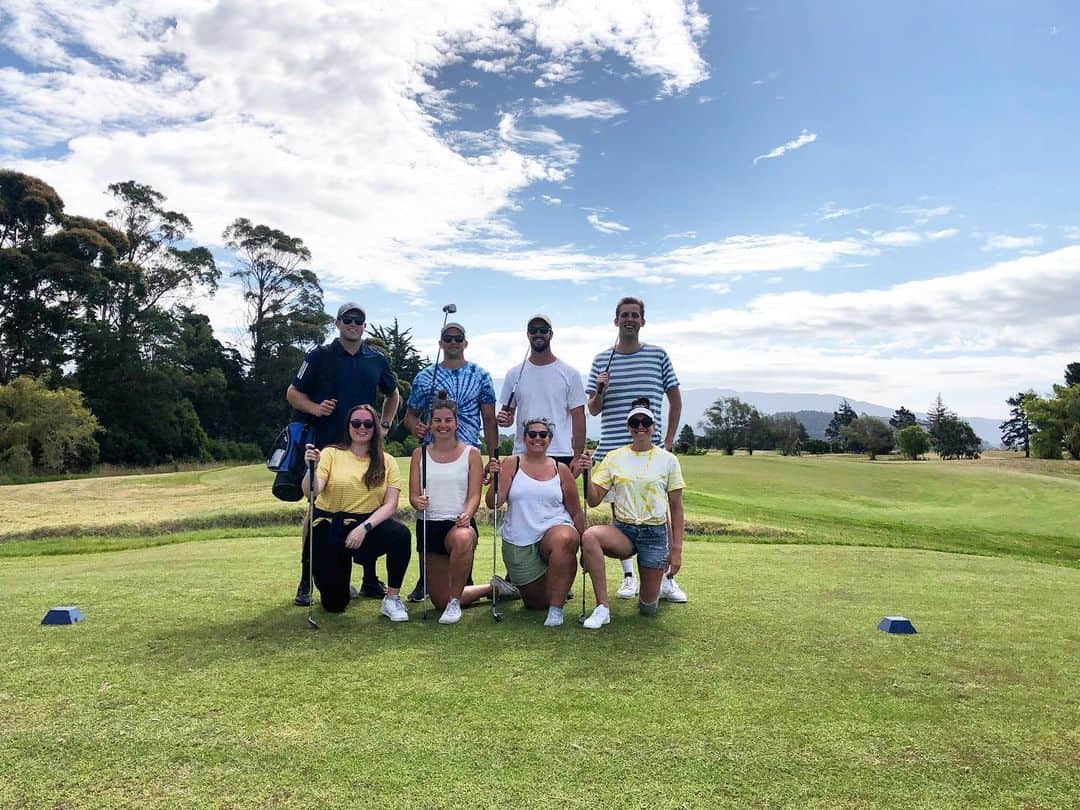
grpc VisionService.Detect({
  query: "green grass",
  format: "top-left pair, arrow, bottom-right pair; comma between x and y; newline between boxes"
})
1,538 -> 1077,807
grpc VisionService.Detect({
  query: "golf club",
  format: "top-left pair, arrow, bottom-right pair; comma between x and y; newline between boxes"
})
416,303 -> 456,614
502,346 -> 531,413
594,339 -> 618,395
306,456 -> 318,630
490,448 -> 504,622
578,465 -> 589,624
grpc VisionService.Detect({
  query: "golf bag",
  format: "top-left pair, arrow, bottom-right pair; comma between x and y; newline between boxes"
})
267,421 -> 312,502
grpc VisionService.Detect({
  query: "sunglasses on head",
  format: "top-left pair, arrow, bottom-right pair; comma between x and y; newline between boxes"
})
628,417 -> 653,429
349,418 -> 375,429
527,326 -> 551,335
441,334 -> 465,343
525,430 -> 550,439
339,316 -> 364,326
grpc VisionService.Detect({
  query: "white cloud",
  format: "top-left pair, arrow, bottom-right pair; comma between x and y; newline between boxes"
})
1062,225 -> 1080,242
982,234 -> 1043,252
817,202 -> 874,221
0,0 -> 709,298
753,128 -> 817,165
587,212 -> 630,233
533,97 -> 627,119
926,228 -> 959,240
663,230 -> 697,239
872,230 -> 923,247
899,204 -> 952,218
540,195 -> 562,206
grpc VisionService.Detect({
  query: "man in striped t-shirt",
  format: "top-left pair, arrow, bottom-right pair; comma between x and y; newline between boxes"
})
585,296 -> 688,603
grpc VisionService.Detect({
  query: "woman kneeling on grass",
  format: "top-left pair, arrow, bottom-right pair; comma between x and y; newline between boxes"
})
303,403 -> 412,620
579,397 -> 685,630
409,391 -> 502,624
486,418 -> 586,627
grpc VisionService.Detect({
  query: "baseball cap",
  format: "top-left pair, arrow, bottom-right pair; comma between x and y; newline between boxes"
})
336,302 -> 366,320
441,322 -> 466,337
526,314 -> 553,328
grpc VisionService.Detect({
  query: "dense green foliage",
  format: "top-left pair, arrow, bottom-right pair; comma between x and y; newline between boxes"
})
896,424 -> 931,459
0,376 -> 99,473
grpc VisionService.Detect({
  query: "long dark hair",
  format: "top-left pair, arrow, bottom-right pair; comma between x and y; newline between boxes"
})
334,403 -> 386,488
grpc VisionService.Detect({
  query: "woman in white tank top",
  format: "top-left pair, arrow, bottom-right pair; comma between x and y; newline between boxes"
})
409,392 -> 491,624
485,417 -> 586,627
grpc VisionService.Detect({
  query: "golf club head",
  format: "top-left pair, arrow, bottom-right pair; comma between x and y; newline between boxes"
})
307,616 -> 319,629
578,614 -> 586,625
442,303 -> 457,314
492,608 -> 504,622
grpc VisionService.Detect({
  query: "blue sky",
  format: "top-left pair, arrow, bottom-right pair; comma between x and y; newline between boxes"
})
2,1 -> 1078,417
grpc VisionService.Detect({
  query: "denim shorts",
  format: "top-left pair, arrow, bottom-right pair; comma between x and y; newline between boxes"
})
613,520 -> 669,570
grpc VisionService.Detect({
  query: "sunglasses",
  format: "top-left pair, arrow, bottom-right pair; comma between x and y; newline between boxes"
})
441,334 -> 465,343
527,326 -> 551,335
525,430 -> 550,439
349,418 -> 375,429
628,418 -> 653,429
339,316 -> 364,326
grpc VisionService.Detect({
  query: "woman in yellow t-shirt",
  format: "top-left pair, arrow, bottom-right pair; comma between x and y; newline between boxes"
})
303,403 -> 412,619
579,397 -> 685,629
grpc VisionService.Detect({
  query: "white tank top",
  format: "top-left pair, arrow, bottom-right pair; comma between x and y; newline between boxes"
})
501,458 -> 573,547
424,445 -> 471,520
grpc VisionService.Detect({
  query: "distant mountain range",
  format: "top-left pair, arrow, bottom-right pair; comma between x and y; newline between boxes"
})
581,388 -> 1002,448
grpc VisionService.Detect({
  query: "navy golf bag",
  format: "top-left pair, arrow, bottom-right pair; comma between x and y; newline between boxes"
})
267,421 -> 313,502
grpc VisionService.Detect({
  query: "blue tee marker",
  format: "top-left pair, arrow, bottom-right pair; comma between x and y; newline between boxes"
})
878,616 -> 916,634
42,606 -> 84,625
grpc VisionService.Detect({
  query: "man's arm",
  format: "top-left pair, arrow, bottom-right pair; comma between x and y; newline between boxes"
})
570,404 -> 586,458
481,402 -> 499,460
380,387 -> 401,430
663,385 -> 682,451
287,385 -> 335,418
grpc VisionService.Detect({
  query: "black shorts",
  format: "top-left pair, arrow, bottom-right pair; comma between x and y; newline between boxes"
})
415,518 -> 479,556
550,455 -> 573,466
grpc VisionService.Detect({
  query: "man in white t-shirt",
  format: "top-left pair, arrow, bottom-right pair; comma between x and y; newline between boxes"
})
497,314 -> 586,466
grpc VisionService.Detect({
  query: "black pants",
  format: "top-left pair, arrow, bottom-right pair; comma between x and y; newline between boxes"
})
312,512 -> 411,613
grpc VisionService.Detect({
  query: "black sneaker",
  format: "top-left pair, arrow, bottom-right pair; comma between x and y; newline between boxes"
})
359,579 -> 388,599
294,584 -> 312,607
406,582 -> 426,603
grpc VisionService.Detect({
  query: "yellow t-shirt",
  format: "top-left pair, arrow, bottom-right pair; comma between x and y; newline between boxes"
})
591,445 -> 685,526
315,448 -> 402,514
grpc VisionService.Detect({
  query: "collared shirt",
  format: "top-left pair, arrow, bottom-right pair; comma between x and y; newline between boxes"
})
591,445 -> 685,526
407,362 -> 496,448
293,339 -> 397,449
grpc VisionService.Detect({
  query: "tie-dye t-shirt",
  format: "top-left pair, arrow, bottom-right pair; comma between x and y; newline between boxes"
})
590,445 -> 685,526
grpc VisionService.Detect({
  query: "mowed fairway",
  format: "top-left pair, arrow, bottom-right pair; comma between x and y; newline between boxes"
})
1,454 -> 1078,807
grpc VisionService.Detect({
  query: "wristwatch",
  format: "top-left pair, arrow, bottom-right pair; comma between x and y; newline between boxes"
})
381,421 -> 391,431
362,521 -> 373,532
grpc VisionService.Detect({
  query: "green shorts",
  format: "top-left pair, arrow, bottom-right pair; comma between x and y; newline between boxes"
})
502,540 -> 548,587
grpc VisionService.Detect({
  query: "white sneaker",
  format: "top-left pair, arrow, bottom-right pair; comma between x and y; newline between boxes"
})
380,595 -> 409,622
660,576 -> 689,603
544,606 -> 564,627
439,598 -> 462,624
616,573 -> 638,599
582,604 -> 611,630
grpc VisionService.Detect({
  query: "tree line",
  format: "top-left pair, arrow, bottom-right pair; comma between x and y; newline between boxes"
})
998,363 -> 1080,460
0,170 -> 427,476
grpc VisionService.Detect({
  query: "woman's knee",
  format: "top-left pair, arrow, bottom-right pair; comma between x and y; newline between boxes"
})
447,527 -> 477,556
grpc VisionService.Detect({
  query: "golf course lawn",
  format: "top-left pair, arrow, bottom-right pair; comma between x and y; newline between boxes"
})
1,453 -> 1077,807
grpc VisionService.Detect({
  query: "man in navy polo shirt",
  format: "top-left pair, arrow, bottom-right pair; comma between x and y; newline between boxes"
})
286,302 -> 400,606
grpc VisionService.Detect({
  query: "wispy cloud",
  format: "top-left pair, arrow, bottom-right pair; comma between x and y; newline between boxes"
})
1062,225 -> 1080,241
540,195 -> 561,206
587,212 -> 630,233
872,230 -> 923,247
533,96 -> 626,119
663,230 -> 697,239
982,234 -> 1043,252
753,129 -> 817,165
926,228 -> 959,241
899,204 -> 952,219
817,202 -> 874,221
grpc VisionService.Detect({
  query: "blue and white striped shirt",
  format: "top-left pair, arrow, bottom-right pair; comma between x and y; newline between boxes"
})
407,362 -> 496,448
585,344 -> 679,462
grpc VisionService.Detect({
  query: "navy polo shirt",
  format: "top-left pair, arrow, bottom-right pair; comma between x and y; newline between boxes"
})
293,339 -> 397,448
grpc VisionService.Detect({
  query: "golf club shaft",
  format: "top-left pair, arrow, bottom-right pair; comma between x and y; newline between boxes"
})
580,467 -> 588,620
504,347 -> 530,411
307,456 -> 318,628
595,341 -> 617,395
492,448 -> 500,619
